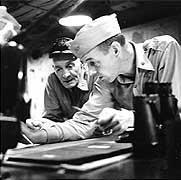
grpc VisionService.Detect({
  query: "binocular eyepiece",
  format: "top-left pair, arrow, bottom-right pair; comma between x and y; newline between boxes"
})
144,82 -> 172,96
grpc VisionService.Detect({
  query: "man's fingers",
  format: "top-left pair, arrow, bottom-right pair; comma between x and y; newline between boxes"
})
112,124 -> 125,135
100,119 -> 118,131
20,121 -> 32,134
26,119 -> 42,130
98,108 -> 115,125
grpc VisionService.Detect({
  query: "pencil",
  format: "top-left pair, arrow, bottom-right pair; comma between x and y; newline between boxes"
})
22,134 -> 34,145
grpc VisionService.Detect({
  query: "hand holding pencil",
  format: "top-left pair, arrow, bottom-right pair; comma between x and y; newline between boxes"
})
20,121 -> 48,144
73,106 -> 134,136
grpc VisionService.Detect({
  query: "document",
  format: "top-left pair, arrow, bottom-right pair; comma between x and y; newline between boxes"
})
3,137 -> 133,171
60,152 -> 132,171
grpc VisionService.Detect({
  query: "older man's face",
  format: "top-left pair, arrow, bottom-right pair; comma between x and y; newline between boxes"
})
52,57 -> 82,89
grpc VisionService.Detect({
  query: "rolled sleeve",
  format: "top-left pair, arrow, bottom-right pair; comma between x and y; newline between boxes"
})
42,125 -> 64,143
56,120 -> 96,141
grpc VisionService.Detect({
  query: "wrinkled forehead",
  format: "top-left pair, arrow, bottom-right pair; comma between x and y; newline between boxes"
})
53,57 -> 81,66
80,46 -> 100,63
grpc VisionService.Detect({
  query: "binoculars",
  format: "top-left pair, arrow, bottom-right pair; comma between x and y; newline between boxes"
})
133,82 -> 181,164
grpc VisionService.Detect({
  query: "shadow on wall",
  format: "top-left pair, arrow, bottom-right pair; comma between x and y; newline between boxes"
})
132,31 -> 145,43
123,15 -> 180,44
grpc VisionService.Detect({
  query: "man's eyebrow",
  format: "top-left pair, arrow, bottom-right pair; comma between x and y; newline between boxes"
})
67,60 -> 74,63
85,58 -> 93,62
65,61 -> 74,65
54,65 -> 62,68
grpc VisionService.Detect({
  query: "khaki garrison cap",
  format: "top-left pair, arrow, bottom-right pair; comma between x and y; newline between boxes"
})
69,13 -> 121,60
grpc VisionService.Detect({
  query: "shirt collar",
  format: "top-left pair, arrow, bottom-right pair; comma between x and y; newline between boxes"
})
131,41 -> 155,71
116,41 -> 154,84
77,83 -> 89,91
77,76 -> 89,91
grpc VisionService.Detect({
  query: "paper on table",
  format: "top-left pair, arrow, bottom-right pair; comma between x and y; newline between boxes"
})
60,152 -> 132,171
15,142 -> 39,149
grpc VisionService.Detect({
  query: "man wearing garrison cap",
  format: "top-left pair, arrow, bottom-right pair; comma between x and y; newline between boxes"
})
22,14 -> 181,143
68,13 -> 181,137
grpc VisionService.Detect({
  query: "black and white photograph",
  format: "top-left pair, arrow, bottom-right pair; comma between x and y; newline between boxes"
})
1,0 -> 181,179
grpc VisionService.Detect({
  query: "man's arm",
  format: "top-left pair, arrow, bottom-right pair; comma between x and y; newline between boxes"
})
143,35 -> 181,109
159,38 -> 181,110
22,77 -> 134,143
42,78 -> 114,142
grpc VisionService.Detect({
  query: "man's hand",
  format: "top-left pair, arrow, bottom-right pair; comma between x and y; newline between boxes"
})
20,121 -> 47,144
98,107 -> 134,135
26,118 -> 56,130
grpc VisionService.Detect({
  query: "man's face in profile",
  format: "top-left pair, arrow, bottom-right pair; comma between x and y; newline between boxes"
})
83,45 -> 120,83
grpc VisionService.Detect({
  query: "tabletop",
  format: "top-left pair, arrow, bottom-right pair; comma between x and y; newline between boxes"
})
1,136 -> 181,180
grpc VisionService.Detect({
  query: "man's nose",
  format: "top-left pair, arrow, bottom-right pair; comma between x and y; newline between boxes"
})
62,69 -> 71,78
88,67 -> 99,76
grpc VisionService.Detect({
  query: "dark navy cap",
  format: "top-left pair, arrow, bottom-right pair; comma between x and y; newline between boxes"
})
49,37 -> 77,60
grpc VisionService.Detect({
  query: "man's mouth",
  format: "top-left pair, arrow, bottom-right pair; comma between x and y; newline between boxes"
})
63,78 -> 74,83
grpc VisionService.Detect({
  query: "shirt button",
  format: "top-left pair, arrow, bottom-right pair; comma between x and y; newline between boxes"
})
141,62 -> 145,65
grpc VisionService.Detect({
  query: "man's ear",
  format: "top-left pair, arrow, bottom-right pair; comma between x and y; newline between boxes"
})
110,41 -> 121,56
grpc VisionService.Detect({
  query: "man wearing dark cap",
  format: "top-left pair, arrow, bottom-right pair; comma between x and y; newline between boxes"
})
23,37 -> 96,142
42,37 -> 95,122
